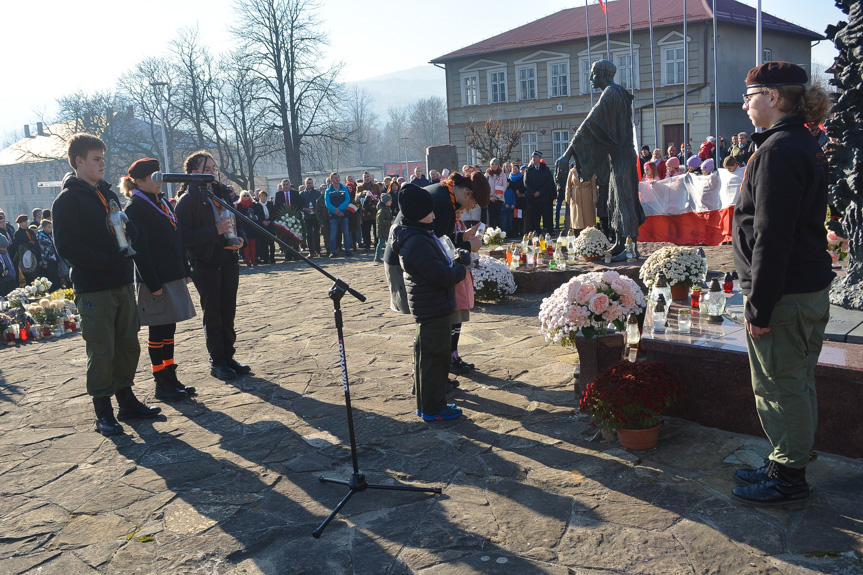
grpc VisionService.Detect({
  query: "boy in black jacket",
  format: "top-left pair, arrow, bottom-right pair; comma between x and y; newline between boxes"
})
52,134 -> 161,437
389,185 -> 471,421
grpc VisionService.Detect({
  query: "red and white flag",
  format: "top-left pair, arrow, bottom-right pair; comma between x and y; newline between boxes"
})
597,0 -> 607,13
637,170 -> 743,246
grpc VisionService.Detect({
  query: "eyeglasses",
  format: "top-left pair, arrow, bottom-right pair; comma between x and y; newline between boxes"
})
742,90 -> 768,105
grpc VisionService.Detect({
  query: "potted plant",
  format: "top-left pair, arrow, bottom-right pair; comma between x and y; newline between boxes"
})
579,360 -> 681,449
572,227 -> 610,261
472,254 -> 517,302
639,246 -> 707,301
539,271 -> 646,396
482,227 -> 507,247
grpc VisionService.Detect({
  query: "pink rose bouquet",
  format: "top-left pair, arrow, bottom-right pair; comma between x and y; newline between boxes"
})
539,271 -> 646,344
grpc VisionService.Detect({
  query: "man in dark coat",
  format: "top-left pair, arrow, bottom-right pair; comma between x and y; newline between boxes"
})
525,151 -> 556,233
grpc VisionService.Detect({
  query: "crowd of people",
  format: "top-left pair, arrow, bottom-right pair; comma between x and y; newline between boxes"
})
0,207 -> 69,297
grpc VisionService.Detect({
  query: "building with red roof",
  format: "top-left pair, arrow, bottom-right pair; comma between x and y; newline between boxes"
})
431,0 -> 821,166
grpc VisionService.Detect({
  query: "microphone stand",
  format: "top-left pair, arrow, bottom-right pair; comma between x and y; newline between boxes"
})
196,185 -> 442,538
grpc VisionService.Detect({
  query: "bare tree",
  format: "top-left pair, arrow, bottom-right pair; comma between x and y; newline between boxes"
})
345,87 -> 378,166
465,118 -> 525,164
407,96 -> 447,157
171,27 -> 217,150
232,0 -> 348,182
382,105 -> 409,162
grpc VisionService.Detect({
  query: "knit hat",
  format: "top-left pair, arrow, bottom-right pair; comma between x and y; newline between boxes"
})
490,157 -> 501,166
128,157 -> 160,179
687,156 -> 702,169
381,193 -> 392,204
701,159 -> 715,172
398,184 -> 435,222
745,61 -> 808,88
666,157 -> 680,170
531,150 -> 542,158
468,171 -> 492,208
441,168 -> 450,178
706,136 -> 716,143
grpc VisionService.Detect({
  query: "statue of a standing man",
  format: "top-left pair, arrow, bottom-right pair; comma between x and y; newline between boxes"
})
556,59 -> 645,257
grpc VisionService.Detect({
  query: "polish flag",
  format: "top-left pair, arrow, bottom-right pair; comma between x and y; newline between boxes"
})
597,0 -> 607,13
638,170 -> 743,246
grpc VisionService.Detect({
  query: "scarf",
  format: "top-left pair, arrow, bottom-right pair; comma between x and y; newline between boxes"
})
508,172 -> 523,182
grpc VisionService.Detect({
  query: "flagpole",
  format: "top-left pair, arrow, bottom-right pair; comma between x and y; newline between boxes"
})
755,0 -> 763,133
713,0 -> 720,163
629,0 -> 637,145
683,0 -> 689,159
587,0 -> 594,107
604,0 -> 610,51
649,0 -> 658,150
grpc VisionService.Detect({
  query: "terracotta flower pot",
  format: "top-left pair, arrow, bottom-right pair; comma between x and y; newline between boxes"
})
670,283 -> 690,302
617,424 -> 662,450
581,255 -> 603,262
573,332 -> 626,398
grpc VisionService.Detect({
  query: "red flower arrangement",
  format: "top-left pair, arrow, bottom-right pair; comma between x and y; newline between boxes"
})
579,360 -> 681,431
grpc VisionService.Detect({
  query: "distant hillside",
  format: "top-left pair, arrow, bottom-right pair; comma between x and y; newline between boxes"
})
345,65 -> 447,119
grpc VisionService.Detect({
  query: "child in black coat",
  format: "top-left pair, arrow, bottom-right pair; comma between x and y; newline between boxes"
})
389,185 -> 471,421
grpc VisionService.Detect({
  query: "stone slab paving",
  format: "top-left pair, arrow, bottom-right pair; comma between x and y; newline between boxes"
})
1,253 -> 862,575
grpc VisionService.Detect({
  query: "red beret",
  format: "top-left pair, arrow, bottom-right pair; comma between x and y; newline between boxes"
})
745,62 -> 808,88
468,171 -> 491,209
15,214 -> 28,223
128,158 -> 160,179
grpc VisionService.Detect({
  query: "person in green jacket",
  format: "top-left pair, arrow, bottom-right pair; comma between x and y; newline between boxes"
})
374,193 -> 393,263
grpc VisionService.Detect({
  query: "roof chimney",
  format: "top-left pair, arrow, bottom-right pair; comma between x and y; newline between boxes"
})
36,122 -> 44,136
24,125 -> 31,138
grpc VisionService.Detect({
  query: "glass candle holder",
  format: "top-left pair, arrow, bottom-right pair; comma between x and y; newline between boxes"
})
677,309 -> 692,334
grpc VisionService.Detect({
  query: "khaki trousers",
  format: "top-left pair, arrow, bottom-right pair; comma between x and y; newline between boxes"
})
744,288 -> 829,468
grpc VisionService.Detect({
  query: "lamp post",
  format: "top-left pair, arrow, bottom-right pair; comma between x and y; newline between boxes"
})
149,81 -> 172,198
401,137 -> 410,179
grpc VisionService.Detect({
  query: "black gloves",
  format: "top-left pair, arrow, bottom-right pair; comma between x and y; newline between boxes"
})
457,249 -> 473,266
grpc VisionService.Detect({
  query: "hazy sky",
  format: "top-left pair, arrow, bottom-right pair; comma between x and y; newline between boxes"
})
2,0 -> 843,139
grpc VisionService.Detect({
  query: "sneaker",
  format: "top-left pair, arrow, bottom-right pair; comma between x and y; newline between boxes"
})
455,357 -> 475,370
419,405 -> 462,421
417,403 -> 456,417
449,361 -> 470,375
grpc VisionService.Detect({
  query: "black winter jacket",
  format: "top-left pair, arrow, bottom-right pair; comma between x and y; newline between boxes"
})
390,220 -> 466,321
174,183 -> 244,267
52,173 -> 134,293
125,191 -> 189,294
525,162 -> 556,204
732,114 -> 835,327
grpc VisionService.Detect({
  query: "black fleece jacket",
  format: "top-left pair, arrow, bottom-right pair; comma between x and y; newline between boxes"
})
125,191 -> 190,294
174,183 -> 244,267
52,173 -> 134,293
390,220 -> 466,321
732,114 -> 835,327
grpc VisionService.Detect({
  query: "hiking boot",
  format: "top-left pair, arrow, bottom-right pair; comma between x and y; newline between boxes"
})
734,460 -> 770,485
732,460 -> 810,508
115,387 -> 162,420
153,371 -> 187,403
92,396 -> 124,436
454,357 -> 474,370
449,360 -> 470,375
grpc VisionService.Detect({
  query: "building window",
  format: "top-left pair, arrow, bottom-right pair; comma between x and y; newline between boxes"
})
487,69 -> 507,104
662,45 -> 685,86
615,53 -> 636,90
517,65 -> 537,101
763,49 -> 772,63
548,61 -> 570,97
461,73 -> 479,106
552,130 -> 570,161
466,142 -> 479,166
520,132 -> 537,164
579,54 -> 605,94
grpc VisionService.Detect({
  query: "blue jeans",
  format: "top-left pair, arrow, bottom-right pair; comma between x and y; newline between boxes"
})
329,215 -> 351,254
500,208 -> 513,236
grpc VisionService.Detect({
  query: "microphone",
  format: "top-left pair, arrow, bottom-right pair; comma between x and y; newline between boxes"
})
150,172 -> 215,185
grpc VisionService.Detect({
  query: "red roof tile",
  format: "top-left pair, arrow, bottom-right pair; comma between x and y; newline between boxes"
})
431,0 -> 822,63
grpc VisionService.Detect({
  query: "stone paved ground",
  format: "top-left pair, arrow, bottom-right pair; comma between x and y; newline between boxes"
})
1,252 -> 861,575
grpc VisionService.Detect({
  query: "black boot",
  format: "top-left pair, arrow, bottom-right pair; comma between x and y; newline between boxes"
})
92,396 -> 124,436
165,364 -> 196,395
153,371 -> 188,402
732,460 -> 810,507
115,386 -> 162,420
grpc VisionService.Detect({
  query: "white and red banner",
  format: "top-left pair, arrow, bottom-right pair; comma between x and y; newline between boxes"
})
637,169 -> 743,246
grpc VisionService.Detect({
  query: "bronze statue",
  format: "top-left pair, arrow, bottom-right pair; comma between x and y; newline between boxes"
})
556,60 -> 645,257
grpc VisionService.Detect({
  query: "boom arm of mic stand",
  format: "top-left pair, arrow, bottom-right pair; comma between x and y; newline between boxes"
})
198,186 -> 366,303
